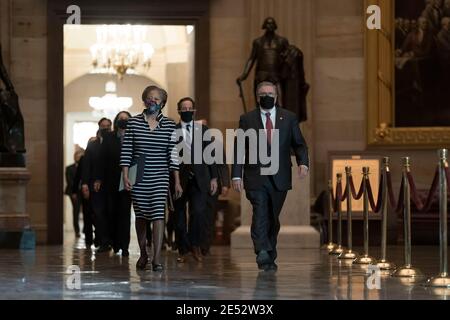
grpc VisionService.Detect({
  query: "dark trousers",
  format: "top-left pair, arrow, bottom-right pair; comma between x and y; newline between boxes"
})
245,176 -> 287,262
91,189 -> 109,247
174,178 -> 208,254
81,197 -> 94,246
166,208 -> 176,247
107,190 -> 132,251
69,195 -> 81,235
203,193 -> 219,252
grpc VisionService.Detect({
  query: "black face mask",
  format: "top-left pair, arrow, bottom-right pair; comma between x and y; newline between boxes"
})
259,96 -> 275,110
117,119 -> 128,129
180,111 -> 194,123
99,128 -> 110,137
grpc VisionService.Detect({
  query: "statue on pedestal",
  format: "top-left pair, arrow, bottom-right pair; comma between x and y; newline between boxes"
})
236,17 -> 310,122
0,43 -> 26,166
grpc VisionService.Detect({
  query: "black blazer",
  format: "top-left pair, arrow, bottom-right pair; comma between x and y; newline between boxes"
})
81,138 -> 103,189
65,163 -> 77,195
231,107 -> 309,191
72,155 -> 84,195
96,131 -> 123,193
176,122 -> 218,193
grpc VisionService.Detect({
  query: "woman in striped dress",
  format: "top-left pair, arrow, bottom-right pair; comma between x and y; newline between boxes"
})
120,86 -> 183,271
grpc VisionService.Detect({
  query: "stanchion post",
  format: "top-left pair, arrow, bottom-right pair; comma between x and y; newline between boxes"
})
339,167 -> 359,260
331,174 -> 345,256
425,149 -> 450,288
376,157 -> 396,270
323,180 -> 337,252
392,157 -> 423,278
355,167 -> 376,265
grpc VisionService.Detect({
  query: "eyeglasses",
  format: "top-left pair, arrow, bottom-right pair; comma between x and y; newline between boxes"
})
257,93 -> 277,98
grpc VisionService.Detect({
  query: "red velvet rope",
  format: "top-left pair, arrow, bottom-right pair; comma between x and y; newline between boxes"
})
332,180 -> 343,212
386,171 -> 405,213
348,175 -> 364,200
406,166 -> 439,213
365,175 -> 383,213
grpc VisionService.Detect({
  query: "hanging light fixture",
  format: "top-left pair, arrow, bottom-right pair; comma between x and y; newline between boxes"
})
88,81 -> 133,117
90,25 -> 155,80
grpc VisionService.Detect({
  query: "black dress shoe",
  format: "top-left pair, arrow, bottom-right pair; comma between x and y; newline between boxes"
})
267,263 -> 278,271
96,245 -> 111,253
122,249 -> 129,257
136,255 -> 148,270
256,250 -> 271,267
152,263 -> 164,272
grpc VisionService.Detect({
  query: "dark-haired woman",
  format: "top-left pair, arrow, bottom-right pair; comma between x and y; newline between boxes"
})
120,86 -> 182,271
96,111 -> 133,256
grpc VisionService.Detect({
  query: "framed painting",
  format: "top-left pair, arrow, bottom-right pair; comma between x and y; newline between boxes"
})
366,0 -> 450,148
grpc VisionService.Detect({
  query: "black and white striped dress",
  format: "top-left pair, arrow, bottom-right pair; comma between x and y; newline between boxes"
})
120,112 -> 179,221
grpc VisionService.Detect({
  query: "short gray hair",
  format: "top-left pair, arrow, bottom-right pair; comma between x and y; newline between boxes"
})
256,81 -> 278,95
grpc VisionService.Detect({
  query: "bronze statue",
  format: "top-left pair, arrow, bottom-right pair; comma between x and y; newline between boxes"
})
237,17 -> 309,122
0,43 -> 26,161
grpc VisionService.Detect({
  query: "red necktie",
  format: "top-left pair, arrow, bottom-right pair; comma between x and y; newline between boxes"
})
265,112 -> 273,144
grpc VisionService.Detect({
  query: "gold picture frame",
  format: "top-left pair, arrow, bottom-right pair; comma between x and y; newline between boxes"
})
366,0 -> 450,148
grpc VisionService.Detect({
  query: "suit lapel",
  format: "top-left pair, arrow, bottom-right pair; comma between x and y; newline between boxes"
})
253,109 -> 264,131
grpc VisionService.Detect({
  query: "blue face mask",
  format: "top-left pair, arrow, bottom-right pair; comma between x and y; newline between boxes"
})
144,101 -> 161,115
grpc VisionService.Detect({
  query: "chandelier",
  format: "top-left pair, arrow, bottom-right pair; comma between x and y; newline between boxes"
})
89,81 -> 133,117
90,25 -> 154,80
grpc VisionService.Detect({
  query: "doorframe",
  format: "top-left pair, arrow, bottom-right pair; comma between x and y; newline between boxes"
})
47,0 -> 210,244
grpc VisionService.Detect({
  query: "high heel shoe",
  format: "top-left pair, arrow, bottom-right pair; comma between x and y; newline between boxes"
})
136,255 -> 148,270
152,263 -> 164,272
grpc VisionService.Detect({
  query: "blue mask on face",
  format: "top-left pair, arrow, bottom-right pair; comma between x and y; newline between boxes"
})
144,101 -> 161,115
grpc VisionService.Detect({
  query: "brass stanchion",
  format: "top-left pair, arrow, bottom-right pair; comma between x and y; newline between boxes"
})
376,157 -> 396,270
392,157 -> 423,278
331,174 -> 345,255
425,149 -> 450,288
355,167 -> 376,265
339,167 -> 359,260
323,180 -> 337,252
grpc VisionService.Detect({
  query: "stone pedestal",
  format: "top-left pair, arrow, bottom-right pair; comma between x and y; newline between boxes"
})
0,168 -> 35,249
231,157 -> 320,249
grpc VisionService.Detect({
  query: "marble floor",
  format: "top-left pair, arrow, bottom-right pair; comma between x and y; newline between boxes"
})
0,236 -> 449,300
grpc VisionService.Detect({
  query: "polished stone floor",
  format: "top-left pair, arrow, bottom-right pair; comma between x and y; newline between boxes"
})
0,235 -> 450,300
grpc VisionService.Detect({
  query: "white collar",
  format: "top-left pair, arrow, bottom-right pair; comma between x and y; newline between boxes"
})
181,120 -> 194,127
260,106 -> 276,116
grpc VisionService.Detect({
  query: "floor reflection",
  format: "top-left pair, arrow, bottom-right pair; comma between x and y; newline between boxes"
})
0,242 -> 449,300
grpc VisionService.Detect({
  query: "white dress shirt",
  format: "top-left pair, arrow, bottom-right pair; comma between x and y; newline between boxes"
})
260,106 -> 276,130
181,120 -> 194,144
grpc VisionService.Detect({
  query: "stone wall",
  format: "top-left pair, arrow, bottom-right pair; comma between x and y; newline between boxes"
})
1,0 -> 48,243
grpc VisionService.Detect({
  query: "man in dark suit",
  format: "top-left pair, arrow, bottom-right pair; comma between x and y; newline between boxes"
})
174,97 -> 218,263
82,117 -> 112,252
232,81 -> 309,271
65,149 -> 83,238
96,112 -> 132,257
72,152 -> 94,248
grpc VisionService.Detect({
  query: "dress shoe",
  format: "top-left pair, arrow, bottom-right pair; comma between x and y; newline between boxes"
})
122,249 -> 129,257
177,255 -> 186,263
152,263 -> 164,272
266,263 -> 278,271
192,247 -> 203,262
256,250 -> 271,268
96,245 -> 111,253
136,255 -> 148,270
